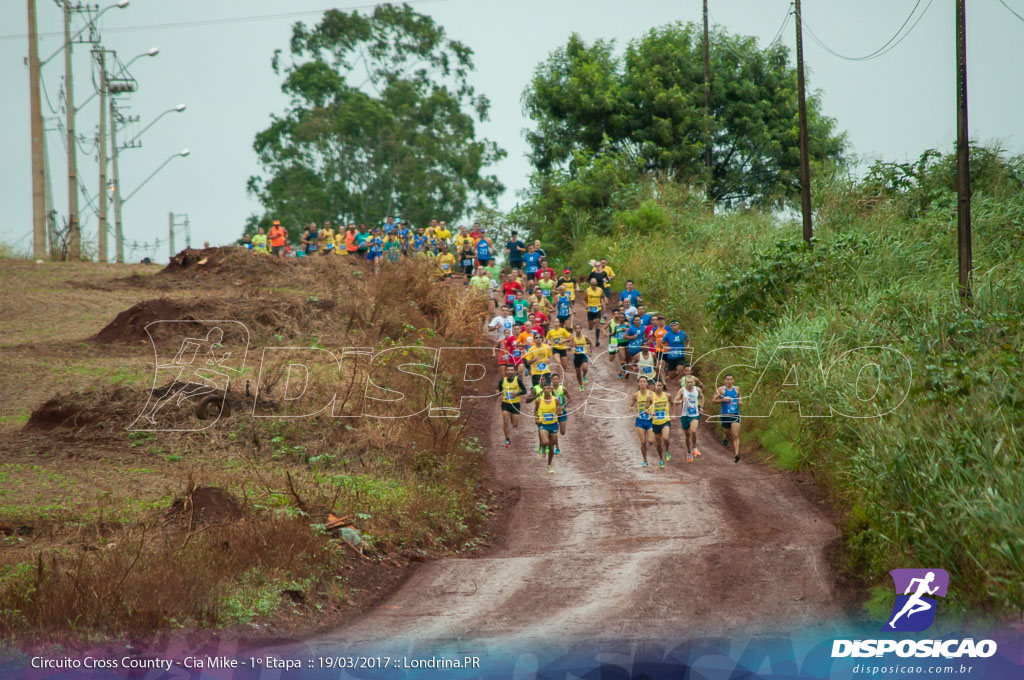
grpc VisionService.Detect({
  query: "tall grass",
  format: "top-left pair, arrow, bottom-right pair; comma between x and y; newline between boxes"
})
561,150 -> 1024,616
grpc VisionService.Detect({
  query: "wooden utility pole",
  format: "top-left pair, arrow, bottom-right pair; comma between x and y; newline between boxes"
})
794,0 -> 813,243
955,0 -> 972,302
97,48 -> 108,262
64,0 -> 80,259
27,0 -> 47,260
702,0 -> 713,209
111,99 -> 123,263
168,212 -> 175,260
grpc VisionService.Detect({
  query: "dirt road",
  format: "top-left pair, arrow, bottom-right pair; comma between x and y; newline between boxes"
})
307,314 -> 844,651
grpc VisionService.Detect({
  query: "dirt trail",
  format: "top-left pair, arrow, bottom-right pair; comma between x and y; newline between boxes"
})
306,309 -> 844,651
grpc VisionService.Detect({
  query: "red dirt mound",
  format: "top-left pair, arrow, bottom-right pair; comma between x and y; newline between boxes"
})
165,486 -> 244,526
26,398 -> 99,430
92,299 -> 198,344
24,387 -> 136,432
161,247 -> 232,274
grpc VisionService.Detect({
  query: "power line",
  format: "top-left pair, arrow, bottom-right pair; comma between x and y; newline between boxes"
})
767,4 -> 793,46
801,0 -> 933,62
0,0 -> 449,41
999,0 -> 1024,23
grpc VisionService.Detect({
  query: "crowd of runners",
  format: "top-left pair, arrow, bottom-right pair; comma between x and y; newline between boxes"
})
487,257 -> 743,474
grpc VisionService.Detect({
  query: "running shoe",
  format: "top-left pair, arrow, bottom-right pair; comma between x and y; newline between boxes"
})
665,450 -> 671,462
693,447 -> 702,457
641,461 -> 648,467
659,460 -> 664,468
734,453 -> 740,463
554,447 -> 561,455
687,450 -> 694,463
538,445 -> 544,457
583,376 -> 588,384
579,384 -> 585,391
617,372 -> 625,379
723,438 -> 729,447
547,465 -> 554,474
504,438 -> 510,448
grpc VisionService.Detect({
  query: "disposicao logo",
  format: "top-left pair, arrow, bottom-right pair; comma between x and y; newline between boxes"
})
884,568 -> 949,632
832,568 -> 998,659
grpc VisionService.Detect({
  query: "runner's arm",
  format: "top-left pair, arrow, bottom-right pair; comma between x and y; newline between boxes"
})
711,387 -> 725,403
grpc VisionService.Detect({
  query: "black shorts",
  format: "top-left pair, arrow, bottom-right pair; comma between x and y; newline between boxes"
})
653,422 -> 670,435
587,310 -> 601,321
462,264 -> 474,275
553,348 -> 567,357
526,271 -> 538,281
509,260 -> 523,272
271,245 -> 284,255
720,414 -> 741,429
478,258 -> 492,267
573,353 -> 589,368
557,315 -> 571,324
664,356 -> 687,372
501,401 -> 522,415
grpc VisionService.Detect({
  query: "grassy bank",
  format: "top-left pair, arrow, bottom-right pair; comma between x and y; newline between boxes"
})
556,149 -> 1024,618
0,253 -> 493,641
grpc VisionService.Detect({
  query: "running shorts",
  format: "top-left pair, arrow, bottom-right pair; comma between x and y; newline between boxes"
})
587,310 -> 601,321
720,414 -> 741,429
652,422 -> 669,435
680,415 -> 699,429
634,417 -> 653,430
573,353 -> 589,368
553,348 -> 567,357
538,423 -> 559,433
501,402 -> 522,415
664,356 -> 687,372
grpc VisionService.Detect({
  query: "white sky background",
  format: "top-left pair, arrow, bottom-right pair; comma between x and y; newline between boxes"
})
1,0 -> 1022,262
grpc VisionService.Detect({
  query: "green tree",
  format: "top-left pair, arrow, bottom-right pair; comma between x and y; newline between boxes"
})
523,23 -> 847,207
247,3 -> 505,240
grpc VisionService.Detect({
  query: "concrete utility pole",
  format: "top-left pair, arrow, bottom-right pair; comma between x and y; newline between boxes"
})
64,0 -> 80,259
27,0 -> 47,260
794,0 -> 813,244
702,0 -> 713,210
168,211 -> 175,259
111,99 -> 124,262
955,0 -> 972,303
97,48 -> 109,262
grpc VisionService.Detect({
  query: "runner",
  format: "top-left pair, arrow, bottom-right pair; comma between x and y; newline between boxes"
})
475,229 -> 493,269
650,315 -> 668,376
604,311 -> 627,376
619,279 -> 641,307
469,267 -> 491,294
512,290 -> 531,327
713,373 -> 743,462
584,278 -> 606,346
269,220 -> 287,258
459,239 -> 476,281
524,333 -> 554,389
599,258 -> 616,300
556,268 -> 576,302
320,221 -> 335,255
535,270 -> 556,301
569,323 -> 590,390
533,380 -> 563,474
435,243 -> 457,279
634,344 -> 657,384
526,372 -> 571,440
679,363 -> 705,391
523,244 -> 542,281
546,318 -> 572,373
554,285 -> 573,327
383,232 -> 401,264
628,376 -> 660,468
650,380 -> 672,464
623,315 -> 645,377
661,320 -> 691,383
367,229 -> 384,274
251,227 -> 269,254
506,231 -> 527,272
674,375 -> 704,463
498,364 -> 528,448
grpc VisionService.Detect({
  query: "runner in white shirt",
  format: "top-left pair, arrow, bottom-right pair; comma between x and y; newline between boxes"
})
487,306 -> 515,340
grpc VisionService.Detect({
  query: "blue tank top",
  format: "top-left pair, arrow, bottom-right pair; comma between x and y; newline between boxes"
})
722,386 -> 740,415
476,239 -> 491,259
557,296 -> 571,317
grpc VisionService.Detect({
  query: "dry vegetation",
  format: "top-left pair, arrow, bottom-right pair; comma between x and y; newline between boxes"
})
0,249 -> 495,642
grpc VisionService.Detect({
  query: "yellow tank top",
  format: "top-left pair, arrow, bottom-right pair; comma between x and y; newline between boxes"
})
571,334 -> 588,354
651,393 -> 670,425
536,396 -> 559,424
501,376 -> 522,404
636,389 -> 652,418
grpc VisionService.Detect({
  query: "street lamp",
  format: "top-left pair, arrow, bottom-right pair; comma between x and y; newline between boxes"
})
122,149 -> 190,203
127,103 -> 186,144
40,0 -> 130,67
76,47 -> 157,112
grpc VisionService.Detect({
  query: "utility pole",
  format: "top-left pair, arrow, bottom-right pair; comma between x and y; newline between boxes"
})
168,211 -> 175,259
111,99 -> 124,263
97,48 -> 108,262
27,0 -> 47,260
794,0 -> 813,244
955,0 -> 972,303
64,0 -> 80,260
702,0 -> 713,210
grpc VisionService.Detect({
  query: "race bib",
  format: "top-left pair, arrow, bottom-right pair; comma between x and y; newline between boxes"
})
441,263 -> 450,270
462,259 -> 472,267
505,391 -> 515,401
513,349 -> 522,358
642,366 -> 654,376
687,406 -> 698,416
575,345 -> 585,353
526,265 -> 538,273
609,339 -> 619,349
537,362 -> 547,372
542,412 -> 556,423
639,412 -> 651,420
656,410 -> 667,420
589,306 -> 599,313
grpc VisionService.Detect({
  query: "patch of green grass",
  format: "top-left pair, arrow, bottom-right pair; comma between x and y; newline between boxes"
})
217,569 -> 290,626
0,410 -> 30,427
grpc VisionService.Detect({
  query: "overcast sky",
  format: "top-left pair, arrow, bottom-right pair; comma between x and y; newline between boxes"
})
2,0 -> 1022,261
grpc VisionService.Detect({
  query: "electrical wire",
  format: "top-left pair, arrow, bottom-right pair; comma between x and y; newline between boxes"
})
801,0 -> 933,62
999,0 -> 1024,23
767,4 -> 793,46
1,0 -> 450,41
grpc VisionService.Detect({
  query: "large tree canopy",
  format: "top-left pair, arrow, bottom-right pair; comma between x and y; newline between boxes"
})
523,23 -> 847,207
247,4 -> 505,237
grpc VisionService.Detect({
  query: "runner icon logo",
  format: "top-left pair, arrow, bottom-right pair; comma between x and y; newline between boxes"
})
883,568 -> 949,632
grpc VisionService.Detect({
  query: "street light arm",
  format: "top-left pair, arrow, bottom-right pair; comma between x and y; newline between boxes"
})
41,1 -> 129,67
122,150 -> 188,203
126,104 -> 185,144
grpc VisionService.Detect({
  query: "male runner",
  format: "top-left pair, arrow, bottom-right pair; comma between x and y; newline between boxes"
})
569,323 -> 590,390
475,229 -> 494,269
506,231 -> 527,271
524,335 -> 553,388
713,373 -> 743,462
619,280 -> 641,307
584,278 -> 606,346
487,305 -> 515,340
435,243 -> 457,279
628,376 -> 660,468
555,286 -> 573,327
674,375 -> 704,462
650,380 -> 672,465
556,269 -> 576,302
527,373 -> 571,441
661,321 -> 691,383
523,245 -> 542,281
534,381 -> 563,474
498,364 -> 528,447
546,318 -> 572,373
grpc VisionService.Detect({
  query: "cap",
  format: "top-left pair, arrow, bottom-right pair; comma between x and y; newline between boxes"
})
670,320 -> 679,325
272,220 -> 281,225
563,268 -> 571,274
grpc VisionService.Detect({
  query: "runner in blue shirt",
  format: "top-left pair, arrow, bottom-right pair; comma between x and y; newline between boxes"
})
523,245 -> 542,281
619,280 -> 642,307
661,320 -> 690,383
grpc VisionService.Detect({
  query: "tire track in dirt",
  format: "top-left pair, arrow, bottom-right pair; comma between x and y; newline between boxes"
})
307,306 -> 844,651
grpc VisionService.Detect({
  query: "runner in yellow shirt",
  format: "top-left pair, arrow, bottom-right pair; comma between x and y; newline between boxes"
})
435,243 -> 457,279
524,337 -> 553,389
569,323 -> 590,391
546,319 -> 572,372
583,279 -> 606,346
650,379 -> 672,466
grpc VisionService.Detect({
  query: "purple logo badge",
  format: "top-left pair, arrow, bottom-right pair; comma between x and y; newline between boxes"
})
883,568 -> 949,632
